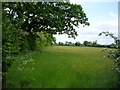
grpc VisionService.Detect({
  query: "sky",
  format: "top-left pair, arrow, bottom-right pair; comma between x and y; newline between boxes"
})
54,0 -> 119,45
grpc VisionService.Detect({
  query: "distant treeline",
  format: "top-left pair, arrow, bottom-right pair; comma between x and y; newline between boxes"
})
53,40 -> 117,48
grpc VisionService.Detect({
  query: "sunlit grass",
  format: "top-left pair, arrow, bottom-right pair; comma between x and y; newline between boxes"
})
7,46 -> 118,88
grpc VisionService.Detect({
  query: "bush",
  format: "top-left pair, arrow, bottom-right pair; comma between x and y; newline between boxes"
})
99,31 -> 120,87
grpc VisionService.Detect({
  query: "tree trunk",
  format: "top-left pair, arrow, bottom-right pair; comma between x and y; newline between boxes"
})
2,60 -> 7,88
27,32 -> 36,51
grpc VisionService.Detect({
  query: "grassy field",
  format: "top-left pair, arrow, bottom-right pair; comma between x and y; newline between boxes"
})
7,46 -> 118,88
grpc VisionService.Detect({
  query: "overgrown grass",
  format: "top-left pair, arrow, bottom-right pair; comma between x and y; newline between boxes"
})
7,46 -> 118,88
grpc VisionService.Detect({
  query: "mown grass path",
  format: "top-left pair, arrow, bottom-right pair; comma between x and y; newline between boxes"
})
7,46 -> 118,88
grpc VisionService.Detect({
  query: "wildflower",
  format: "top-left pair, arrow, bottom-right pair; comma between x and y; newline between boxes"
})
117,57 -> 120,60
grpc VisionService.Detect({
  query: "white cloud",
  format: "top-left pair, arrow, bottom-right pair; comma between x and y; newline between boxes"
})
55,15 -> 118,45
94,12 -> 118,35
109,11 -> 117,18
54,14 -> 118,45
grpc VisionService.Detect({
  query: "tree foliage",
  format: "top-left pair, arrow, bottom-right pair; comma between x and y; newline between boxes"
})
2,9 -> 24,69
75,41 -> 81,46
83,41 -> 93,46
3,2 -> 89,38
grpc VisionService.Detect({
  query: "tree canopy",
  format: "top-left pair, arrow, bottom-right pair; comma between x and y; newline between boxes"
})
3,2 -> 89,37
2,2 -> 89,51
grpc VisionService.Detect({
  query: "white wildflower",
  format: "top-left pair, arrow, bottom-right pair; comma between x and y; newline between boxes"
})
117,57 -> 120,60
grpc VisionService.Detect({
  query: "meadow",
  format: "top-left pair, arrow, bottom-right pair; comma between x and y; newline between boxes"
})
6,46 -> 118,88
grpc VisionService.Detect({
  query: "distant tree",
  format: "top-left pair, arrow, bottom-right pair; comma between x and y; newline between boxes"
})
71,42 -> 75,46
83,41 -> 97,47
83,41 -> 88,46
92,40 -> 97,47
58,42 -> 64,46
68,42 -> 74,46
65,41 -> 68,46
65,41 -> 74,46
87,41 -> 93,47
75,41 -> 81,46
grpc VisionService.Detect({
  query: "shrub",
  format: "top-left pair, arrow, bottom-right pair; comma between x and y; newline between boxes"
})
99,31 -> 120,87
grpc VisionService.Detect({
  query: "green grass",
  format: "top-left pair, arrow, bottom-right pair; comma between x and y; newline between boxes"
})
7,46 -> 118,88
